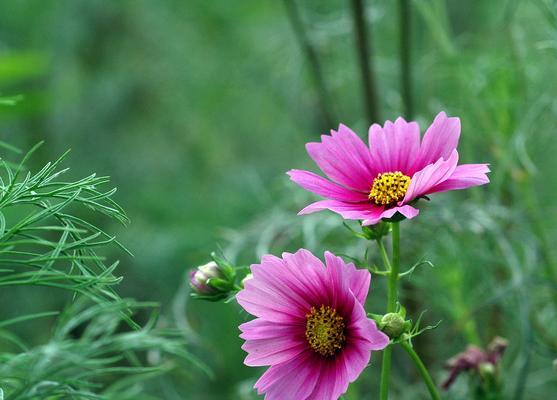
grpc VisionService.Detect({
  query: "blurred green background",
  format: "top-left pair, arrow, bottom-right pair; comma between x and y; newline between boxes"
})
1,0 -> 557,398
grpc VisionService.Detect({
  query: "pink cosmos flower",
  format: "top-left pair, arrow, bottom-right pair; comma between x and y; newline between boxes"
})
288,112 -> 490,225
237,249 -> 389,400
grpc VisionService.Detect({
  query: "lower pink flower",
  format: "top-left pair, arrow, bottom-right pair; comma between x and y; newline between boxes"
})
236,249 -> 389,400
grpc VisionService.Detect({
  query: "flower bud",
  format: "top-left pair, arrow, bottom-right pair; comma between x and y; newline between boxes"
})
553,359 -> 557,370
190,261 -> 221,294
478,361 -> 495,377
189,256 -> 237,301
380,312 -> 406,339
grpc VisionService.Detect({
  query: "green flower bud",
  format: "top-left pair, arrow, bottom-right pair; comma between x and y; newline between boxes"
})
189,255 -> 237,301
479,362 -> 496,377
380,312 -> 406,339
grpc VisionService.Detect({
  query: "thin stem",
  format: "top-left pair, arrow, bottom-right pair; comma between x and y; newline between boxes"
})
379,222 -> 400,400
401,341 -> 441,400
398,0 -> 413,119
282,0 -> 335,129
388,222 -> 400,312
349,0 -> 380,123
376,239 -> 392,271
379,346 -> 392,400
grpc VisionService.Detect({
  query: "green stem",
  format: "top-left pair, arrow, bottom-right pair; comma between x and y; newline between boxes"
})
376,239 -> 392,271
401,341 -> 441,400
379,347 -> 392,400
388,222 -> 400,313
379,222 -> 400,400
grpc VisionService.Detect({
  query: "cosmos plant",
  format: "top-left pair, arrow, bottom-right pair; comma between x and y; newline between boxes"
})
288,112 -> 489,225
237,250 -> 389,399
191,112 -> 491,400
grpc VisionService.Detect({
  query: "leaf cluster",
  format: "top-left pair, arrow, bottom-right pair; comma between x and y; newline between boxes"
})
0,131 -> 204,399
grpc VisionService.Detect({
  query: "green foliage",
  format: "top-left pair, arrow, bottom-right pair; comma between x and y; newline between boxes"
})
0,143 -> 128,302
0,299 -> 202,400
0,133 -> 205,399
0,1 -> 557,399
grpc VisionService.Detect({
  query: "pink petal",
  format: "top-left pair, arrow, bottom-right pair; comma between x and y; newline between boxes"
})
428,163 -> 490,194
287,169 -> 368,202
239,319 -> 303,341
298,199 -> 384,221
378,205 -> 420,222
345,297 -> 389,351
307,360 -> 346,400
237,254 -> 316,323
282,249 -> 330,307
361,216 -> 383,225
341,345 -> 371,381
324,251 -> 370,306
254,352 -> 321,400
251,261 -> 314,311
360,204 -> 419,225
322,252 -> 353,316
236,281 -> 303,323
340,322 -> 388,382
403,150 -> 459,202
357,318 -> 390,351
243,336 -> 307,367
322,302 -> 387,389
368,117 -> 421,174
306,124 -> 376,191
412,111 -> 461,171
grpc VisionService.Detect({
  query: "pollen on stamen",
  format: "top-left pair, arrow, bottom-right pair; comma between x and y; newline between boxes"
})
368,171 -> 411,206
305,305 -> 346,357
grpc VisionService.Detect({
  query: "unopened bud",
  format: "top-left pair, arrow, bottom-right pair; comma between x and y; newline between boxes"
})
380,312 -> 406,338
189,256 -> 237,301
190,261 -> 222,294
198,261 -> 221,279
479,362 -> 495,377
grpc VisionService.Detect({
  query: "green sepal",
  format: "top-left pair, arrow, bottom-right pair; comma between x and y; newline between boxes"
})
191,292 -> 230,302
360,221 -> 391,240
210,251 -> 236,281
206,277 -> 234,292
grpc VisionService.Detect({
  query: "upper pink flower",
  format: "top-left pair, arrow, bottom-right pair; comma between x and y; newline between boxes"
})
288,112 -> 490,225
237,249 -> 388,400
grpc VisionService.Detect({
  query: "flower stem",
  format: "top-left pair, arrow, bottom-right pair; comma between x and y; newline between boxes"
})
401,341 -> 441,400
379,222 -> 400,400
388,222 -> 400,313
379,347 -> 392,400
376,239 -> 392,271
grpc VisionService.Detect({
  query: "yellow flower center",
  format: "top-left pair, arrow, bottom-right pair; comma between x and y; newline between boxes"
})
305,305 -> 346,357
368,171 -> 411,205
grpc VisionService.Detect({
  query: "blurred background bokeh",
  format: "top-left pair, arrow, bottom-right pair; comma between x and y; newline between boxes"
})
1,0 -> 557,398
